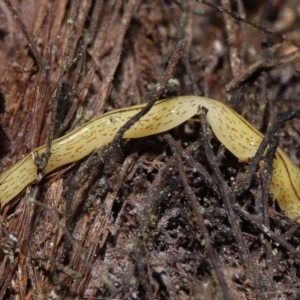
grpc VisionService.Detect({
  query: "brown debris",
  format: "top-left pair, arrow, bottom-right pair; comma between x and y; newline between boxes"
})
1,1 -> 300,299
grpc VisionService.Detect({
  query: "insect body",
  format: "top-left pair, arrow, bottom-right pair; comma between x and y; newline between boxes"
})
0,96 -> 299,220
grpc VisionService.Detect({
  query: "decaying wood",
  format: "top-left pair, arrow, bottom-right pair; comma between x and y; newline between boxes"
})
1,1 -> 300,299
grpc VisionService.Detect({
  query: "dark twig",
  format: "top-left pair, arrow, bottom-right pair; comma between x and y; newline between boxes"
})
221,0 -> 242,77
4,0 -> 43,69
236,0 -> 247,62
33,0 -> 82,180
45,0 -> 81,160
166,1 -> 201,95
272,222 -> 300,267
103,41 -> 185,201
183,54 -> 201,95
163,134 -> 219,195
199,107 -> 259,289
139,159 -> 175,232
261,134 -> 279,228
234,206 -> 300,260
66,42 -> 184,230
260,133 -> 279,278
105,41 -> 186,163
139,138 -> 217,234
196,0 -> 297,46
234,104 -> 300,197
226,49 -> 300,91
169,137 -> 231,300
64,147 -> 106,230
54,83 -> 70,138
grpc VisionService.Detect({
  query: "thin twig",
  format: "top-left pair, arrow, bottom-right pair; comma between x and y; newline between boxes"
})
221,0 -> 242,77
163,134 -> 219,194
4,0 -> 43,68
234,205 -> 300,260
261,135 -> 279,228
199,107 -> 259,289
234,104 -> 300,197
261,133 -> 278,281
196,0 -> 298,47
105,40 -> 186,160
45,0 -> 81,161
169,137 -> 232,300
226,49 -> 300,91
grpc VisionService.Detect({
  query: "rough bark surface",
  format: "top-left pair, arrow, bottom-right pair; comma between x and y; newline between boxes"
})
1,1 -> 300,299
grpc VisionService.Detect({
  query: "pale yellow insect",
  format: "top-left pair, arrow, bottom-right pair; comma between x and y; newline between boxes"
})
0,96 -> 300,220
